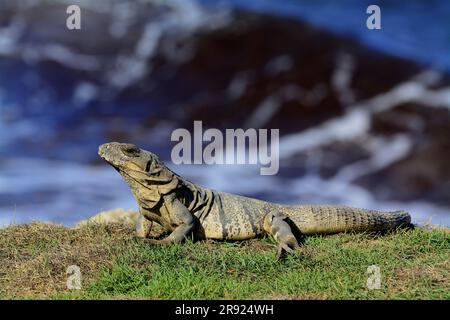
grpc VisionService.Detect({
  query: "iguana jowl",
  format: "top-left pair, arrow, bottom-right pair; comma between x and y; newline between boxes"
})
99,142 -> 411,259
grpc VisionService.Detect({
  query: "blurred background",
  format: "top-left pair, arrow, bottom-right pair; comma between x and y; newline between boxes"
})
0,0 -> 449,227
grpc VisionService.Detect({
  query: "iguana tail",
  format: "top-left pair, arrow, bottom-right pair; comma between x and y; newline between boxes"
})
294,205 -> 412,235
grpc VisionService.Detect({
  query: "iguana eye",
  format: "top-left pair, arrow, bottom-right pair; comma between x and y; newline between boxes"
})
145,160 -> 152,172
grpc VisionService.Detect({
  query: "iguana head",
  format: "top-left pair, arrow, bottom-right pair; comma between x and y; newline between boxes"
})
98,142 -> 179,209
98,142 -> 161,174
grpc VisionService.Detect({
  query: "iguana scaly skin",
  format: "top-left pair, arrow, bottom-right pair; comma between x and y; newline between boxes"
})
99,142 -> 411,259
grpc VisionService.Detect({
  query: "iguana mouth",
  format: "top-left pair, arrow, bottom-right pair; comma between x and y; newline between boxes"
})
99,154 -> 119,170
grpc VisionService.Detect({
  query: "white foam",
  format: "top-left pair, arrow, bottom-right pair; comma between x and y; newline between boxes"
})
108,0 -> 231,89
29,44 -> 99,71
279,109 -> 370,159
334,134 -> 413,182
73,82 -> 99,107
264,54 -> 294,76
331,52 -> 355,105
245,85 -> 304,128
0,16 -> 25,55
227,72 -> 250,100
109,2 -> 137,38
279,70 -> 450,159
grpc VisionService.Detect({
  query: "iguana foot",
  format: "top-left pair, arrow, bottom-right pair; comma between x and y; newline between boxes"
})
263,211 -> 301,260
133,236 -> 172,245
134,218 -> 196,245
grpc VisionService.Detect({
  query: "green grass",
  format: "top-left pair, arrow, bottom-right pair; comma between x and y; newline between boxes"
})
0,222 -> 448,299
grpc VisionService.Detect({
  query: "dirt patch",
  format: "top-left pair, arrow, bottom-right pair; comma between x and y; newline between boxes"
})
237,238 -> 274,253
0,222 -> 134,297
393,264 -> 449,285
386,263 -> 450,297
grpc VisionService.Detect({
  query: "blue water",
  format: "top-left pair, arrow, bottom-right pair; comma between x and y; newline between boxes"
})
200,0 -> 450,72
1,0 -> 449,227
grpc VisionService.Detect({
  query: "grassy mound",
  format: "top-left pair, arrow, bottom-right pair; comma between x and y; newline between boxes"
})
0,222 -> 448,299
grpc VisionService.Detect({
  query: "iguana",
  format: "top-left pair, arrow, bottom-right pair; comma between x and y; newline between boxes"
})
99,142 -> 412,259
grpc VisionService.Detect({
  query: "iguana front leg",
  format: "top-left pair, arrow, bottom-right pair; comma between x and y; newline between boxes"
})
136,194 -> 196,245
135,213 -> 153,238
263,211 -> 301,260
136,206 -> 173,238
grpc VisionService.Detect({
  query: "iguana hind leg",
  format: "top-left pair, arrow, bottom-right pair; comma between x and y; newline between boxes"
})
263,211 -> 301,260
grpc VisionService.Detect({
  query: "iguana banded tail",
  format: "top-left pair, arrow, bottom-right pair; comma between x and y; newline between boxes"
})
99,142 -> 412,259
